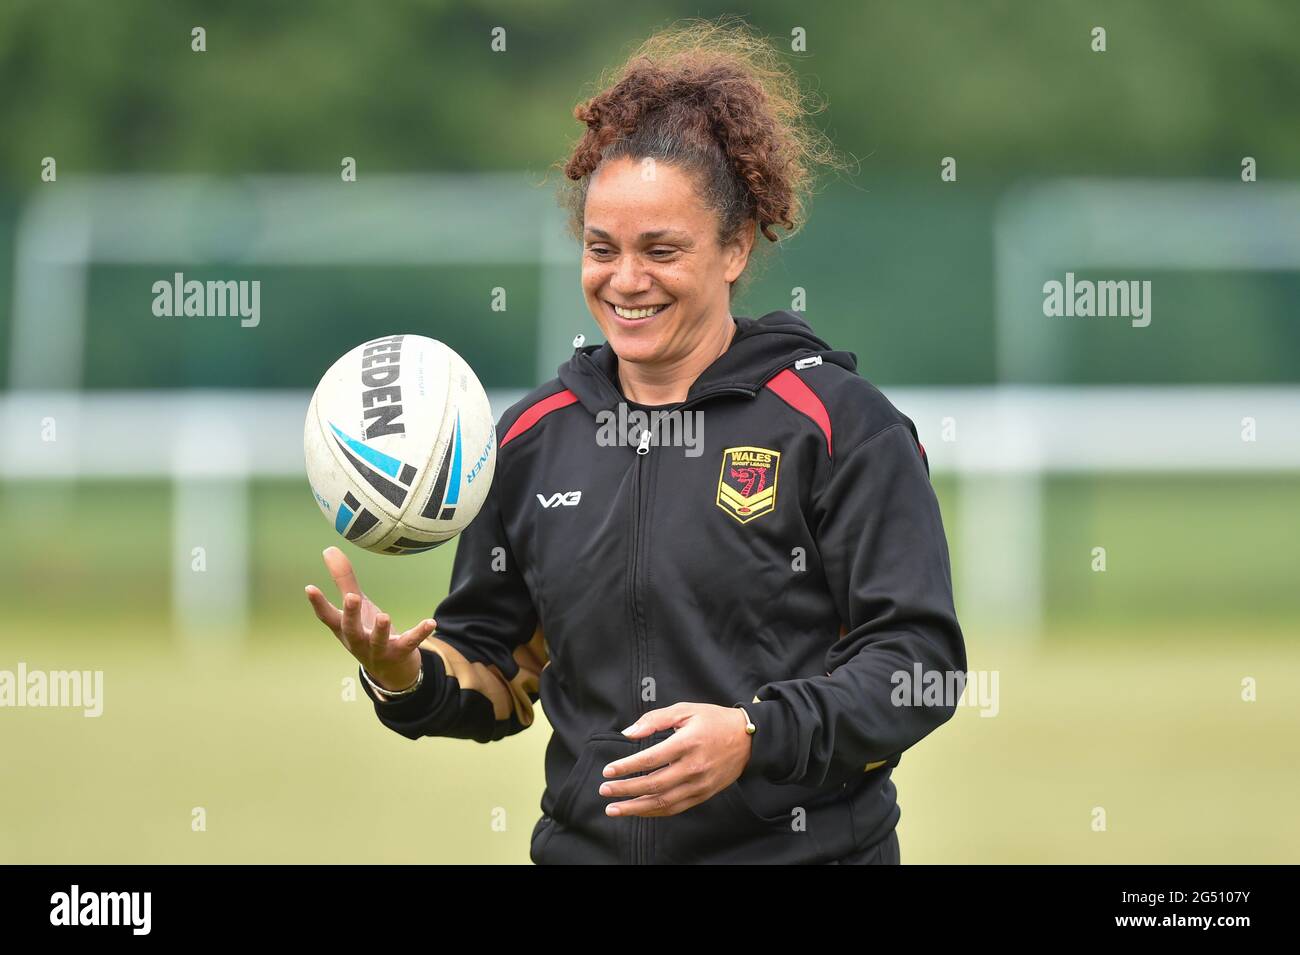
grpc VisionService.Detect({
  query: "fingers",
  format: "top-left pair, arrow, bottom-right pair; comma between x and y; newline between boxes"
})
370,612 -> 392,655
312,550 -> 433,661
305,585 -> 342,635
602,766 -> 702,818
608,784 -> 707,818
323,546 -> 363,600
396,618 -> 437,654
341,591 -> 364,644
621,702 -> 690,740
602,734 -> 685,781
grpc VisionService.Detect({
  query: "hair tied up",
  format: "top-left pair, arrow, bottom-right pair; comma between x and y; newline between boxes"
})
554,16 -> 850,295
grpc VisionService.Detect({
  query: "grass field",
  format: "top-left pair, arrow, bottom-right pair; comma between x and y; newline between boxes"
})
2,476 -> 1297,863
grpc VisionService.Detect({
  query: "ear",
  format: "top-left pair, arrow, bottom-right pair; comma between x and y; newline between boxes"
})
723,220 -> 757,284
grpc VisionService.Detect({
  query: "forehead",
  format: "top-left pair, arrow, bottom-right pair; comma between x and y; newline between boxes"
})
583,157 -> 711,234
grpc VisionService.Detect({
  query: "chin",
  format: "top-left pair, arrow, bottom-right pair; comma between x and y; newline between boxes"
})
604,332 -> 660,364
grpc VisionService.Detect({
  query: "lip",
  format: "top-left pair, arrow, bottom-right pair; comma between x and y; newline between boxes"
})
604,298 -> 673,328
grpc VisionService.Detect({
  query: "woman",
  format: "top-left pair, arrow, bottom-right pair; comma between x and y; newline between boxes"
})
305,20 -> 966,865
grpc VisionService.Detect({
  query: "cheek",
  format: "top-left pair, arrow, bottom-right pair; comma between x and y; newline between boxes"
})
653,262 -> 696,296
580,261 -> 607,294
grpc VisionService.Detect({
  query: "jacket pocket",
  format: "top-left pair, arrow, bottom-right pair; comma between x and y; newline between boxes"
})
528,813 -> 555,864
731,772 -> 860,862
550,732 -> 633,825
535,731 -> 638,864
655,774 -> 856,864
728,772 -> 846,827
843,763 -> 900,850
651,780 -> 758,864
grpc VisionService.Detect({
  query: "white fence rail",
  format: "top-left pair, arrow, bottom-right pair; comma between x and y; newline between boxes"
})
4,387 -> 1297,640
6,174 -> 1299,640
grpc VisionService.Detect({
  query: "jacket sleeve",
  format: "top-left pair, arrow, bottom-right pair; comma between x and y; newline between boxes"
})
359,462 -> 546,744
738,419 -> 967,787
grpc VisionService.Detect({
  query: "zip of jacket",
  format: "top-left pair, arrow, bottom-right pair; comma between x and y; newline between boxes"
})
629,425 -> 650,865
584,352 -> 767,865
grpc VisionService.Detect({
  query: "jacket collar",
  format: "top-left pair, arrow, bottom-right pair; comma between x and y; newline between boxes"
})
556,310 -> 857,417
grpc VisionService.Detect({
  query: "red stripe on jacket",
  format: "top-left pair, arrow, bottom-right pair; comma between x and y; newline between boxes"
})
500,389 -> 579,448
765,368 -> 833,457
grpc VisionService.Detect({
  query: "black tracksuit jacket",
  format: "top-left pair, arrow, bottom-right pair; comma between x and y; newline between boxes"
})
359,310 -> 967,864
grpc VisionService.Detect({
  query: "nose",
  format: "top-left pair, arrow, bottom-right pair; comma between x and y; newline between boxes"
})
608,252 -> 652,297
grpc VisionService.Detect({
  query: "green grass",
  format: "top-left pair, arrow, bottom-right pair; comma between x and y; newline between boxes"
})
3,631 -> 1296,863
897,641 -> 1300,863
2,475 -> 1298,862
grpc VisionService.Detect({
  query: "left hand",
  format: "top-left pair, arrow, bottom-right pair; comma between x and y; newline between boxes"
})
599,702 -> 753,817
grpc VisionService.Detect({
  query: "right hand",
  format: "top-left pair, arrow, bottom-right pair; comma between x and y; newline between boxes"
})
305,546 -> 436,692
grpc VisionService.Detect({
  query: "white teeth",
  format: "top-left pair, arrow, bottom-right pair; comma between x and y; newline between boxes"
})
612,303 -> 669,319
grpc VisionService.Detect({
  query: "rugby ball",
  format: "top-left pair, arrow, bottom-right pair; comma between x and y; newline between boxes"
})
303,334 -> 497,555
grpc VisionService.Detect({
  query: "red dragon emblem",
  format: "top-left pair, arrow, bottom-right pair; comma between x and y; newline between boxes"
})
717,446 -> 780,524
728,465 -> 768,498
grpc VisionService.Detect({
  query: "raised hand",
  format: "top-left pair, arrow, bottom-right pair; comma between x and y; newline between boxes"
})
305,546 -> 435,692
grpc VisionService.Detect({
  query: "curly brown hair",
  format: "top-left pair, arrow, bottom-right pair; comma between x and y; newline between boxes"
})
555,17 -> 848,296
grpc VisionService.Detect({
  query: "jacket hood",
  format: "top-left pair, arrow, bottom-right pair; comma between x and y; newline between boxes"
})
556,310 -> 857,416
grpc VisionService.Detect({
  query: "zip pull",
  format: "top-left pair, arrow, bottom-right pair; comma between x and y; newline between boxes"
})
636,430 -> 652,455
572,333 -> 586,349
794,355 -> 823,370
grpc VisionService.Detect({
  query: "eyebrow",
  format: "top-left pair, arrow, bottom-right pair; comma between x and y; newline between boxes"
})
584,227 -> 691,243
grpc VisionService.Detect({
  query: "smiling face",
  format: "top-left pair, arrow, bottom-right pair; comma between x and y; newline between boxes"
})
581,156 -> 753,370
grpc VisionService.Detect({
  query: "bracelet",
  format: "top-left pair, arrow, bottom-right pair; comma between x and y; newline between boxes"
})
360,661 -> 423,700
733,703 -> 756,735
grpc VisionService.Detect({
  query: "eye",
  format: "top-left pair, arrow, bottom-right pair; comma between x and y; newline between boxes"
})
649,248 -> 678,259
587,246 -> 613,257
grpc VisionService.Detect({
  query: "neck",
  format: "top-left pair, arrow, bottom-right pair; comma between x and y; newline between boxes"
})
618,316 -> 737,406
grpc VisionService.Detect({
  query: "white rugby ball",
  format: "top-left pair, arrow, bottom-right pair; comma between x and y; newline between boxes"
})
303,334 -> 497,555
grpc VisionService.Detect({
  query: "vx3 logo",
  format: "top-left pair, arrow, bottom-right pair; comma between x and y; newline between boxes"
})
537,491 -> 582,508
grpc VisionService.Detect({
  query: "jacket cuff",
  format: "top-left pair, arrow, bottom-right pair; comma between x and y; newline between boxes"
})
739,697 -> 798,783
360,647 -> 444,720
